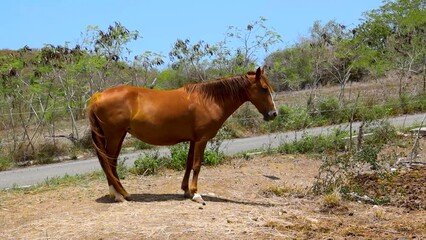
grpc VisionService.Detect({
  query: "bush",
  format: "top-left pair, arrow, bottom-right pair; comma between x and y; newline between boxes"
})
204,149 -> 225,166
265,105 -> 291,131
364,121 -> 397,147
354,145 -> 381,170
317,97 -> 341,123
231,104 -> 262,132
167,139 -> 225,170
132,140 -> 153,150
355,104 -> 390,122
117,157 -> 129,179
36,142 -> 67,164
168,143 -> 188,171
278,130 -> 347,154
132,151 -> 162,175
0,155 -> 13,171
75,131 -> 93,150
312,153 -> 353,195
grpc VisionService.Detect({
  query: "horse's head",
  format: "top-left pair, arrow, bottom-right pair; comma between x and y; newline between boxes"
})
246,67 -> 278,121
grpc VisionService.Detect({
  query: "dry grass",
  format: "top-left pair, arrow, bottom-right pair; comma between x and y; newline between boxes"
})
274,73 -> 424,108
1,155 -> 425,239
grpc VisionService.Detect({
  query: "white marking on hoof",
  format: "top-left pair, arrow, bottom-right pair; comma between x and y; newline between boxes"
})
109,185 -> 126,202
192,193 -> 206,205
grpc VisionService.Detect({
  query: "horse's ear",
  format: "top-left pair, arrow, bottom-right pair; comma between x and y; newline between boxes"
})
255,67 -> 262,81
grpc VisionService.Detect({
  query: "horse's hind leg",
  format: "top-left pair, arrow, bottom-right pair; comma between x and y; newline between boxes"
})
104,129 -> 128,201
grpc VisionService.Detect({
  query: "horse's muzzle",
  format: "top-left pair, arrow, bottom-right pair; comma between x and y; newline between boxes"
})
263,110 -> 278,121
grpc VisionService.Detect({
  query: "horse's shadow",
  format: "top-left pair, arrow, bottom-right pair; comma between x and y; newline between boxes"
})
96,193 -> 276,207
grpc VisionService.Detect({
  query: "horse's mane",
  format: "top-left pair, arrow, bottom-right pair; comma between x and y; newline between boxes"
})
184,74 -> 251,104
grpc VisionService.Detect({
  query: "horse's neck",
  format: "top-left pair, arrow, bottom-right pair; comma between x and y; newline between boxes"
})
218,96 -> 247,121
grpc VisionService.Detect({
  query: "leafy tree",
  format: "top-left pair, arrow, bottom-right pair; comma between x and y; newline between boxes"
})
132,51 -> 164,87
264,43 -> 314,91
169,39 -> 214,82
226,16 -> 282,71
354,0 -> 426,81
84,21 -> 140,61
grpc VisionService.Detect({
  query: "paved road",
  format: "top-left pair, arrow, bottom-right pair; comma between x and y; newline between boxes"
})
1,113 -> 425,189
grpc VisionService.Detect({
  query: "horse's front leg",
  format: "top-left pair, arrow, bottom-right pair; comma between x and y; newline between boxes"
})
189,141 -> 207,204
181,141 -> 195,198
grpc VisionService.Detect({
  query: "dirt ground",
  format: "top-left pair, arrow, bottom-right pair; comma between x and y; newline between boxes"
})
1,155 -> 425,240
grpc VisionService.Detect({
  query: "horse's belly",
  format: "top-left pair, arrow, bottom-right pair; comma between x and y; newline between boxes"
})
128,125 -> 192,146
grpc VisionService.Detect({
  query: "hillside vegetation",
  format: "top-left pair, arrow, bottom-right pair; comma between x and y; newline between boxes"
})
0,0 -> 425,169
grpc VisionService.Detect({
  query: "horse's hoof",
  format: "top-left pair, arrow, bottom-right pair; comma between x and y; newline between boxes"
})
109,185 -> 127,202
115,194 -> 127,202
183,191 -> 192,199
192,193 -> 206,205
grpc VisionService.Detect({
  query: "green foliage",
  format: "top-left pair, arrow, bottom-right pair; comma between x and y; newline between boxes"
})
354,103 -> 390,122
168,143 -> 188,171
132,140 -> 153,150
316,97 -> 344,124
169,39 -> 214,82
85,22 -> 140,61
117,157 -> 129,179
155,68 -> 187,89
311,153 -> 353,194
278,130 -> 347,155
354,0 -> 426,75
265,0 -> 426,88
226,16 -> 282,71
276,105 -> 314,131
232,105 -> 262,131
203,150 -> 225,166
354,145 -> 381,170
0,155 -> 13,171
35,142 -> 67,165
265,45 -> 314,90
132,152 -> 163,175
166,134 -> 226,171
364,121 -> 397,147
311,120 -> 400,195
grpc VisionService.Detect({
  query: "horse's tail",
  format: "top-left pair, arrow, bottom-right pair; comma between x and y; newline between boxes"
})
88,94 -> 128,199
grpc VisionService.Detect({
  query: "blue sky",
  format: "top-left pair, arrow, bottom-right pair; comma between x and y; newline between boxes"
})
1,1 -> 383,63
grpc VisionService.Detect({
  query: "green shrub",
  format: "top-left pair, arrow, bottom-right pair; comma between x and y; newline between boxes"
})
364,121 -> 397,147
132,152 -> 162,175
412,92 -> 426,112
132,140 -> 153,150
168,143 -> 188,171
75,131 -> 93,150
354,145 -> 381,170
278,130 -> 347,154
0,155 -> 13,171
355,104 -> 390,122
203,150 -> 225,166
312,153 -> 353,195
167,140 -> 225,170
265,105 -> 292,131
232,104 -> 262,131
278,106 -> 314,130
36,142 -> 67,164
317,97 -> 341,123
117,157 -> 129,179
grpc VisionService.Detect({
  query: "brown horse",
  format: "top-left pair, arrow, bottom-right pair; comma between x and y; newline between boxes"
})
88,67 -> 277,203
